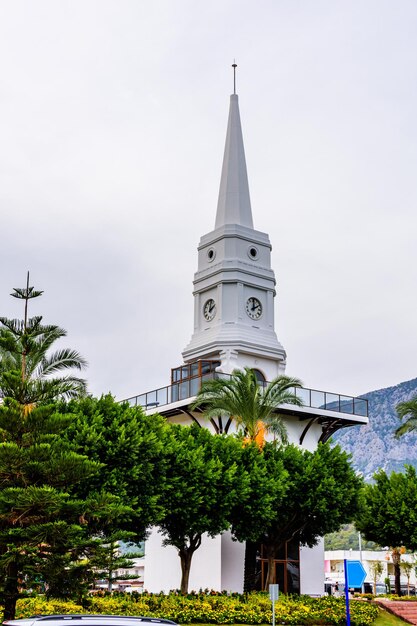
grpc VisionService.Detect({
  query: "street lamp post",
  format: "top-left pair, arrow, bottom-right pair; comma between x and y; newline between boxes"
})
358,531 -> 365,593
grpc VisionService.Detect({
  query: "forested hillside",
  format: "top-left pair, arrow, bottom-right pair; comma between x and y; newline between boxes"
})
333,377 -> 417,481
324,524 -> 380,550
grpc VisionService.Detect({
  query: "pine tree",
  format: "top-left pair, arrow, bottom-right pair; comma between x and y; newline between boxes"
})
90,533 -> 143,592
0,276 -> 98,619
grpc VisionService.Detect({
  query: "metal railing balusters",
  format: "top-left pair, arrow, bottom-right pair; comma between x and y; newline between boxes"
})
122,373 -> 368,417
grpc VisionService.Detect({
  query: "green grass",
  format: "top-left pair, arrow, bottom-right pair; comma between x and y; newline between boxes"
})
372,608 -> 408,626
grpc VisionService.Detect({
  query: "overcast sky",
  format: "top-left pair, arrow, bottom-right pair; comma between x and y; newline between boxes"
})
1,0 -> 416,401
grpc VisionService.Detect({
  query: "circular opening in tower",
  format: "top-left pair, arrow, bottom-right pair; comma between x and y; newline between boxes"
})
248,246 -> 259,260
207,248 -> 216,262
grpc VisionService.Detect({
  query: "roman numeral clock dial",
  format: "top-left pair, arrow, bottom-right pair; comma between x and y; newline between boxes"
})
203,298 -> 216,321
246,297 -> 262,320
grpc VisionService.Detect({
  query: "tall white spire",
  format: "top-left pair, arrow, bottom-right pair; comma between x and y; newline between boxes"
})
215,93 -> 254,229
183,79 -> 286,379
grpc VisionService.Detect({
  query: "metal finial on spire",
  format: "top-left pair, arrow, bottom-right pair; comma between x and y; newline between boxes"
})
232,61 -> 237,95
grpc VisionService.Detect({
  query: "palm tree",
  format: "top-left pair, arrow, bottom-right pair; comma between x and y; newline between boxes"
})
395,396 -> 417,438
0,273 -> 87,406
191,366 -> 303,592
191,366 -> 303,446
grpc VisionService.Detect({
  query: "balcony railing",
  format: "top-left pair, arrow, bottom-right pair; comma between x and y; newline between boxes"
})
123,373 -> 368,418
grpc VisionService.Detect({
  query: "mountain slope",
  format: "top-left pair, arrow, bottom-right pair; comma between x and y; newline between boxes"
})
333,377 -> 417,481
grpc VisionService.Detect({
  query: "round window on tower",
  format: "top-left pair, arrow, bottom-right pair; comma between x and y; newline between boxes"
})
207,248 -> 216,262
248,246 -> 259,260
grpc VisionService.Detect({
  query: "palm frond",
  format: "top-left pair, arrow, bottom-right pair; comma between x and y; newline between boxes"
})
263,414 -> 289,445
395,397 -> 417,439
191,366 -> 304,446
37,349 -> 87,376
29,325 -> 67,350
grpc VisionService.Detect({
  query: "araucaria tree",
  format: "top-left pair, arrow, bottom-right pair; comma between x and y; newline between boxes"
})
191,367 -> 303,445
0,273 -> 87,404
356,466 -> 417,595
0,277 -> 98,619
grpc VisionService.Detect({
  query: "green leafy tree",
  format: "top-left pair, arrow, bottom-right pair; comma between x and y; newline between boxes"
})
355,466 -> 417,595
400,559 -> 415,596
0,278 -> 97,619
194,365 -> 297,591
191,367 -> 303,445
62,395 -> 175,540
229,443 -> 287,592
158,424 -> 265,594
258,442 -> 362,588
59,395 -> 180,596
369,561 -> 384,595
395,397 -> 417,438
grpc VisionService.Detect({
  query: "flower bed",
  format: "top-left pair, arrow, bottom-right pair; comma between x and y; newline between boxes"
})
15,592 -> 379,626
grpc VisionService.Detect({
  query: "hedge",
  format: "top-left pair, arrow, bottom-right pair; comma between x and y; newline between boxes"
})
14,592 -> 379,626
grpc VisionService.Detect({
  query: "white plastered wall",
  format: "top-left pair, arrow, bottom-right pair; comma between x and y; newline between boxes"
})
144,527 -> 222,593
221,530 -> 245,592
300,539 -> 325,595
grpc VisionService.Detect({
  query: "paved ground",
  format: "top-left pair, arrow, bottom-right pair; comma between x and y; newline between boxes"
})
376,599 -> 417,625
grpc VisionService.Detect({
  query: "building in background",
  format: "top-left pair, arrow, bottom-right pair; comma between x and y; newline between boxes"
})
325,550 -> 416,594
94,557 -> 144,593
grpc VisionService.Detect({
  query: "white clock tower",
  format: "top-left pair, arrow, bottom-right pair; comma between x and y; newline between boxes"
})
131,76 -> 368,597
182,92 -> 286,381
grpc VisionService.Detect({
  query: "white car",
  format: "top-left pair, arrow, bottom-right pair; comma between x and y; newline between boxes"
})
3,616 -> 178,626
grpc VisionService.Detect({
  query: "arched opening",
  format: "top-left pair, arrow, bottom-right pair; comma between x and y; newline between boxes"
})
252,369 -> 266,384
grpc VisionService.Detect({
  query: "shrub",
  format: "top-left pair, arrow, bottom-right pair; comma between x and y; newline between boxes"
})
13,592 -> 379,626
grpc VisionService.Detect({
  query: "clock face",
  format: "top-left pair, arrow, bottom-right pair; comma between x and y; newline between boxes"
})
246,297 -> 263,320
203,298 -> 216,321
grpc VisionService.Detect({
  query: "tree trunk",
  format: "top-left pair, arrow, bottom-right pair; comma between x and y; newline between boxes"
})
264,544 -> 277,590
392,548 -> 402,596
178,535 -> 202,594
3,560 -> 19,621
243,541 -> 258,593
179,548 -> 193,594
394,561 -> 401,596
